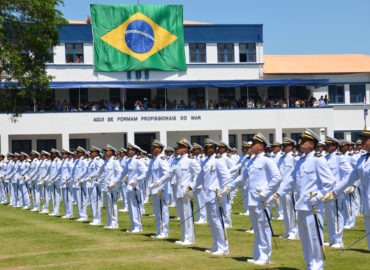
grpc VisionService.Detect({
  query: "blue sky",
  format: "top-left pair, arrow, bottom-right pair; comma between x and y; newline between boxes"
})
60,0 -> 370,55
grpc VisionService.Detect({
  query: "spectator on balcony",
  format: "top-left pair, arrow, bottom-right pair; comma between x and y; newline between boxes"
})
134,100 -> 142,110
208,99 -> 215,109
143,98 -> 149,109
178,100 -> 186,109
318,96 -> 326,107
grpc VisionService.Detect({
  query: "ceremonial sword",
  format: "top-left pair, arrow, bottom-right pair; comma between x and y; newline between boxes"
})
310,192 -> 326,260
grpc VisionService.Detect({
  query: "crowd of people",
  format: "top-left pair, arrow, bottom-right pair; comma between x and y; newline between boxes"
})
0,127 -> 368,269
18,95 -> 330,112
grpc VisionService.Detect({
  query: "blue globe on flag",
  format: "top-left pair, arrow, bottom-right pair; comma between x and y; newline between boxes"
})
125,20 -> 155,54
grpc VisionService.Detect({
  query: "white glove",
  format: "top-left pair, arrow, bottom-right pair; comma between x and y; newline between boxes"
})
218,187 -> 230,198
149,182 -> 158,189
344,186 -> 355,194
266,193 -> 279,205
258,189 -> 268,202
310,196 -> 321,208
109,181 -> 115,188
322,191 -> 337,202
129,179 -> 137,186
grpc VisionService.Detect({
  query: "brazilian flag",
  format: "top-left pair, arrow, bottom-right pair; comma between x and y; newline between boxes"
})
90,4 -> 186,71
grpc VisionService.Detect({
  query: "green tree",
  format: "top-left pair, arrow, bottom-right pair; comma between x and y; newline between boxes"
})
0,0 -> 67,116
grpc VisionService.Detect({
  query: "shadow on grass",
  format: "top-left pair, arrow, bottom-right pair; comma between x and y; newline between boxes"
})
188,246 -> 207,252
334,248 -> 370,254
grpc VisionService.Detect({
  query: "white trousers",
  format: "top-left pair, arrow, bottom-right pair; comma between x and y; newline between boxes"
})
194,189 -> 207,222
207,200 -> 229,252
241,187 -> 249,213
249,205 -> 272,262
62,187 -> 73,218
281,193 -> 298,237
73,186 -> 88,219
127,189 -> 143,230
0,181 -> 7,202
104,189 -> 118,228
152,193 -> 169,235
297,208 -> 325,270
118,182 -> 128,210
19,183 -> 31,207
177,196 -> 195,242
221,195 -> 232,227
324,199 -> 344,245
88,186 -> 102,223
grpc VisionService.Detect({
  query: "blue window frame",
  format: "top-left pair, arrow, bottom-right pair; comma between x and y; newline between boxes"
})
328,85 -> 344,104
217,43 -> 234,63
189,43 -> 206,63
350,84 -> 366,103
229,134 -> 237,148
239,43 -> 256,62
242,134 -> 254,142
65,43 -> 84,63
191,135 -> 209,147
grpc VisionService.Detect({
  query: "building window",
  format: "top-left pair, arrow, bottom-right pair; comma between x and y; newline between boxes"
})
37,139 -> 56,152
218,87 -> 235,104
65,43 -> 84,64
69,139 -> 87,151
11,140 -> 32,153
109,88 -> 121,101
334,132 -> 344,140
240,87 -> 258,99
328,85 -> 344,104
268,87 -> 285,99
189,43 -> 206,63
191,135 -> 209,147
188,88 -> 205,108
269,134 -> 274,143
350,84 -> 366,103
229,134 -> 236,148
242,134 -> 254,142
217,43 -> 234,63
239,43 -> 256,62
351,131 -> 361,142
290,133 -> 301,144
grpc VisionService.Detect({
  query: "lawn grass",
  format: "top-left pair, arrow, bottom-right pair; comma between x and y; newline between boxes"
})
0,193 -> 368,270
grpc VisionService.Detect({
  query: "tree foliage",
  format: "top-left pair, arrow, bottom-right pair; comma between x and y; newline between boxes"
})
0,0 -> 67,116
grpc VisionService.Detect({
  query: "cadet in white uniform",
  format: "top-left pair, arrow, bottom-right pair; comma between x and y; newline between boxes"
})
217,141 -> 235,228
277,138 -> 298,240
0,154 -> 7,204
146,140 -> 171,238
323,137 -> 352,248
325,127 -> 370,249
237,141 -> 252,216
71,146 -> 89,221
18,152 -> 31,209
192,143 -> 207,224
26,151 -> 41,210
3,154 -> 15,205
58,149 -> 74,218
8,152 -> 21,207
120,143 -> 147,232
98,145 -> 123,229
156,138 -> 201,245
37,151 -> 51,213
191,139 -> 233,256
275,129 -> 334,270
47,149 -> 62,216
235,133 -> 282,266
83,146 -> 104,225
118,148 -> 129,213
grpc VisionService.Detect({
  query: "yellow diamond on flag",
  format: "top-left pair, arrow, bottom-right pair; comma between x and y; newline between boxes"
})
100,12 -> 178,62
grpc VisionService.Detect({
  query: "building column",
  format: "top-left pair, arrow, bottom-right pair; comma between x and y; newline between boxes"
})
62,132 -> 69,150
319,128 -> 326,142
236,133 -> 242,150
121,88 -> 126,109
326,127 -> 334,137
159,130 -> 167,146
274,128 -> 282,143
366,84 -> 370,104
344,84 -> 350,104
284,86 -> 290,106
1,133 -> 9,154
221,129 -> 229,144
205,87 -> 209,109
344,132 -> 352,141
127,131 -> 135,144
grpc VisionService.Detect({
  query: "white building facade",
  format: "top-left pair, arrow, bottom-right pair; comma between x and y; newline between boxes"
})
1,23 -> 369,153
